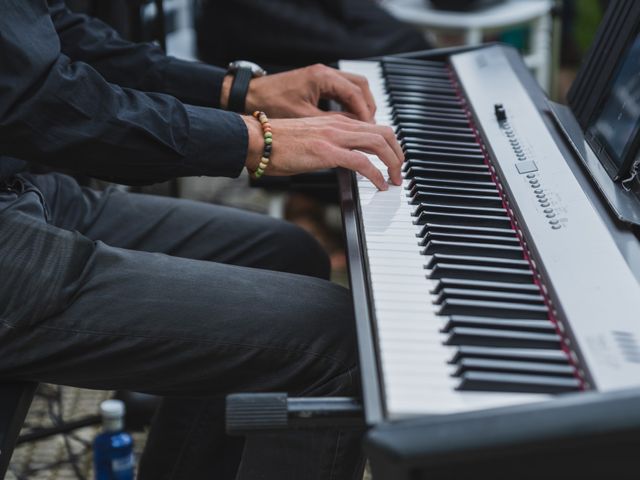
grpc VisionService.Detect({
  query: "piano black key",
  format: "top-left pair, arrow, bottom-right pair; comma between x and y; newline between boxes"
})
435,288 -> 544,306
388,79 -> 453,91
450,346 -> 570,364
391,95 -> 462,106
383,66 -> 450,79
386,72 -> 449,79
405,167 -> 492,181
404,144 -> 483,156
385,74 -> 457,87
438,299 -> 549,319
412,202 -> 505,216
432,278 -> 540,294
401,138 -> 482,151
442,316 -> 555,333
422,241 -> 523,259
391,92 -> 462,106
416,222 -> 516,238
414,211 -> 512,229
407,177 -> 497,191
445,326 -> 559,348
403,160 -> 489,174
387,71 -> 451,81
386,82 -> 458,97
398,127 -> 475,143
408,184 -> 498,197
426,253 -> 529,269
419,231 -> 520,247
428,263 -> 534,283
452,358 -> 576,377
403,160 -> 488,173
393,113 -> 469,128
382,56 -> 448,68
410,192 -> 503,208
397,123 -> 474,135
383,62 -> 449,74
456,371 -> 581,394
383,62 -> 449,73
405,149 -> 485,164
393,105 -> 468,119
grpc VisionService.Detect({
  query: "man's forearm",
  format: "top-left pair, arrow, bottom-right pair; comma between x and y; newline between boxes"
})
1,0 -> 247,185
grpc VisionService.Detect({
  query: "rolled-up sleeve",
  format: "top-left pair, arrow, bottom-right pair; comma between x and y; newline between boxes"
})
0,0 -> 246,185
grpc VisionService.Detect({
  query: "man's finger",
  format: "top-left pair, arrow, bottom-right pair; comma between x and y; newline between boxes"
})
328,120 -> 404,177
375,125 -> 404,167
337,131 -> 403,186
339,71 -> 377,118
338,150 -> 388,190
320,72 -> 374,122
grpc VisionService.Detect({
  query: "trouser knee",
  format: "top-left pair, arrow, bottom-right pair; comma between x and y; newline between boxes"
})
270,221 -> 331,280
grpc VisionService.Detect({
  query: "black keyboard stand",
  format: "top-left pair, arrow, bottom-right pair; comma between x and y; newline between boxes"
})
225,389 -> 640,478
365,387 -> 640,480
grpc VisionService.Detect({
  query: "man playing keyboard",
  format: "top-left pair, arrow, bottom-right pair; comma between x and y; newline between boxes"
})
0,0 -> 403,478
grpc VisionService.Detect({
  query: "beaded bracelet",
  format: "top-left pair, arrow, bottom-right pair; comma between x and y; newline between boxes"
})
251,110 -> 273,179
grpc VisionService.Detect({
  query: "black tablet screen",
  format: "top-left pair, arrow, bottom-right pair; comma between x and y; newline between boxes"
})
590,34 -> 640,171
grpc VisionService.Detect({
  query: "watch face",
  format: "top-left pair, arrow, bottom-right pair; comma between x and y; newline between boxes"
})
228,60 -> 267,77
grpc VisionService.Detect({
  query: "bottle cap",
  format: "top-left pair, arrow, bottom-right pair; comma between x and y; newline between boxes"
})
100,399 -> 125,420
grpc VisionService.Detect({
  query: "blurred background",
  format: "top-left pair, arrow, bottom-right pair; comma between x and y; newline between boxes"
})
8,1 -> 609,478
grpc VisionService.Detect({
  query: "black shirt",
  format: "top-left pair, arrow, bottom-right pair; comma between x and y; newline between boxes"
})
0,0 -> 247,184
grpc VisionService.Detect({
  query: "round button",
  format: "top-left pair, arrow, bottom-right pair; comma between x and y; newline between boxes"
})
531,183 -> 540,188
546,213 -> 556,218
544,208 -> 553,214
526,173 -> 536,179
549,219 -> 559,225
534,189 -> 543,194
528,179 -> 538,184
540,202 -> 550,207
552,225 -> 562,230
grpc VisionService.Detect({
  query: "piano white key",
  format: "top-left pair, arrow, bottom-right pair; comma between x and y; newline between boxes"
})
365,236 -> 419,246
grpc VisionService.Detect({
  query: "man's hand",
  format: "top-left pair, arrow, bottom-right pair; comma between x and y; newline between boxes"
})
223,64 -> 377,122
242,115 -> 403,190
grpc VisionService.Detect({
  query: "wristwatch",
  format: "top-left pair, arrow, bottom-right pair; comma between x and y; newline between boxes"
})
226,60 -> 267,113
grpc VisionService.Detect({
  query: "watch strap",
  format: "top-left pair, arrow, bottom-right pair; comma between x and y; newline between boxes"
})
228,67 -> 253,113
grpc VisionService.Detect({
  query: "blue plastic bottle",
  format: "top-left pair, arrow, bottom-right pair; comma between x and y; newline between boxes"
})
93,399 -> 135,480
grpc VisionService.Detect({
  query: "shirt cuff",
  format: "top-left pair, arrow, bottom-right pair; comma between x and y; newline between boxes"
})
184,105 -> 247,178
159,57 -> 227,108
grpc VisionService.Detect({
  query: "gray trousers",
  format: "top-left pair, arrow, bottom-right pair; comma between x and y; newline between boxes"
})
0,173 -> 364,480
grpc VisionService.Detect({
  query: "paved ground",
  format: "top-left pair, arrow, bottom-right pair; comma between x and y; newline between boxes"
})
7,386 -> 146,480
